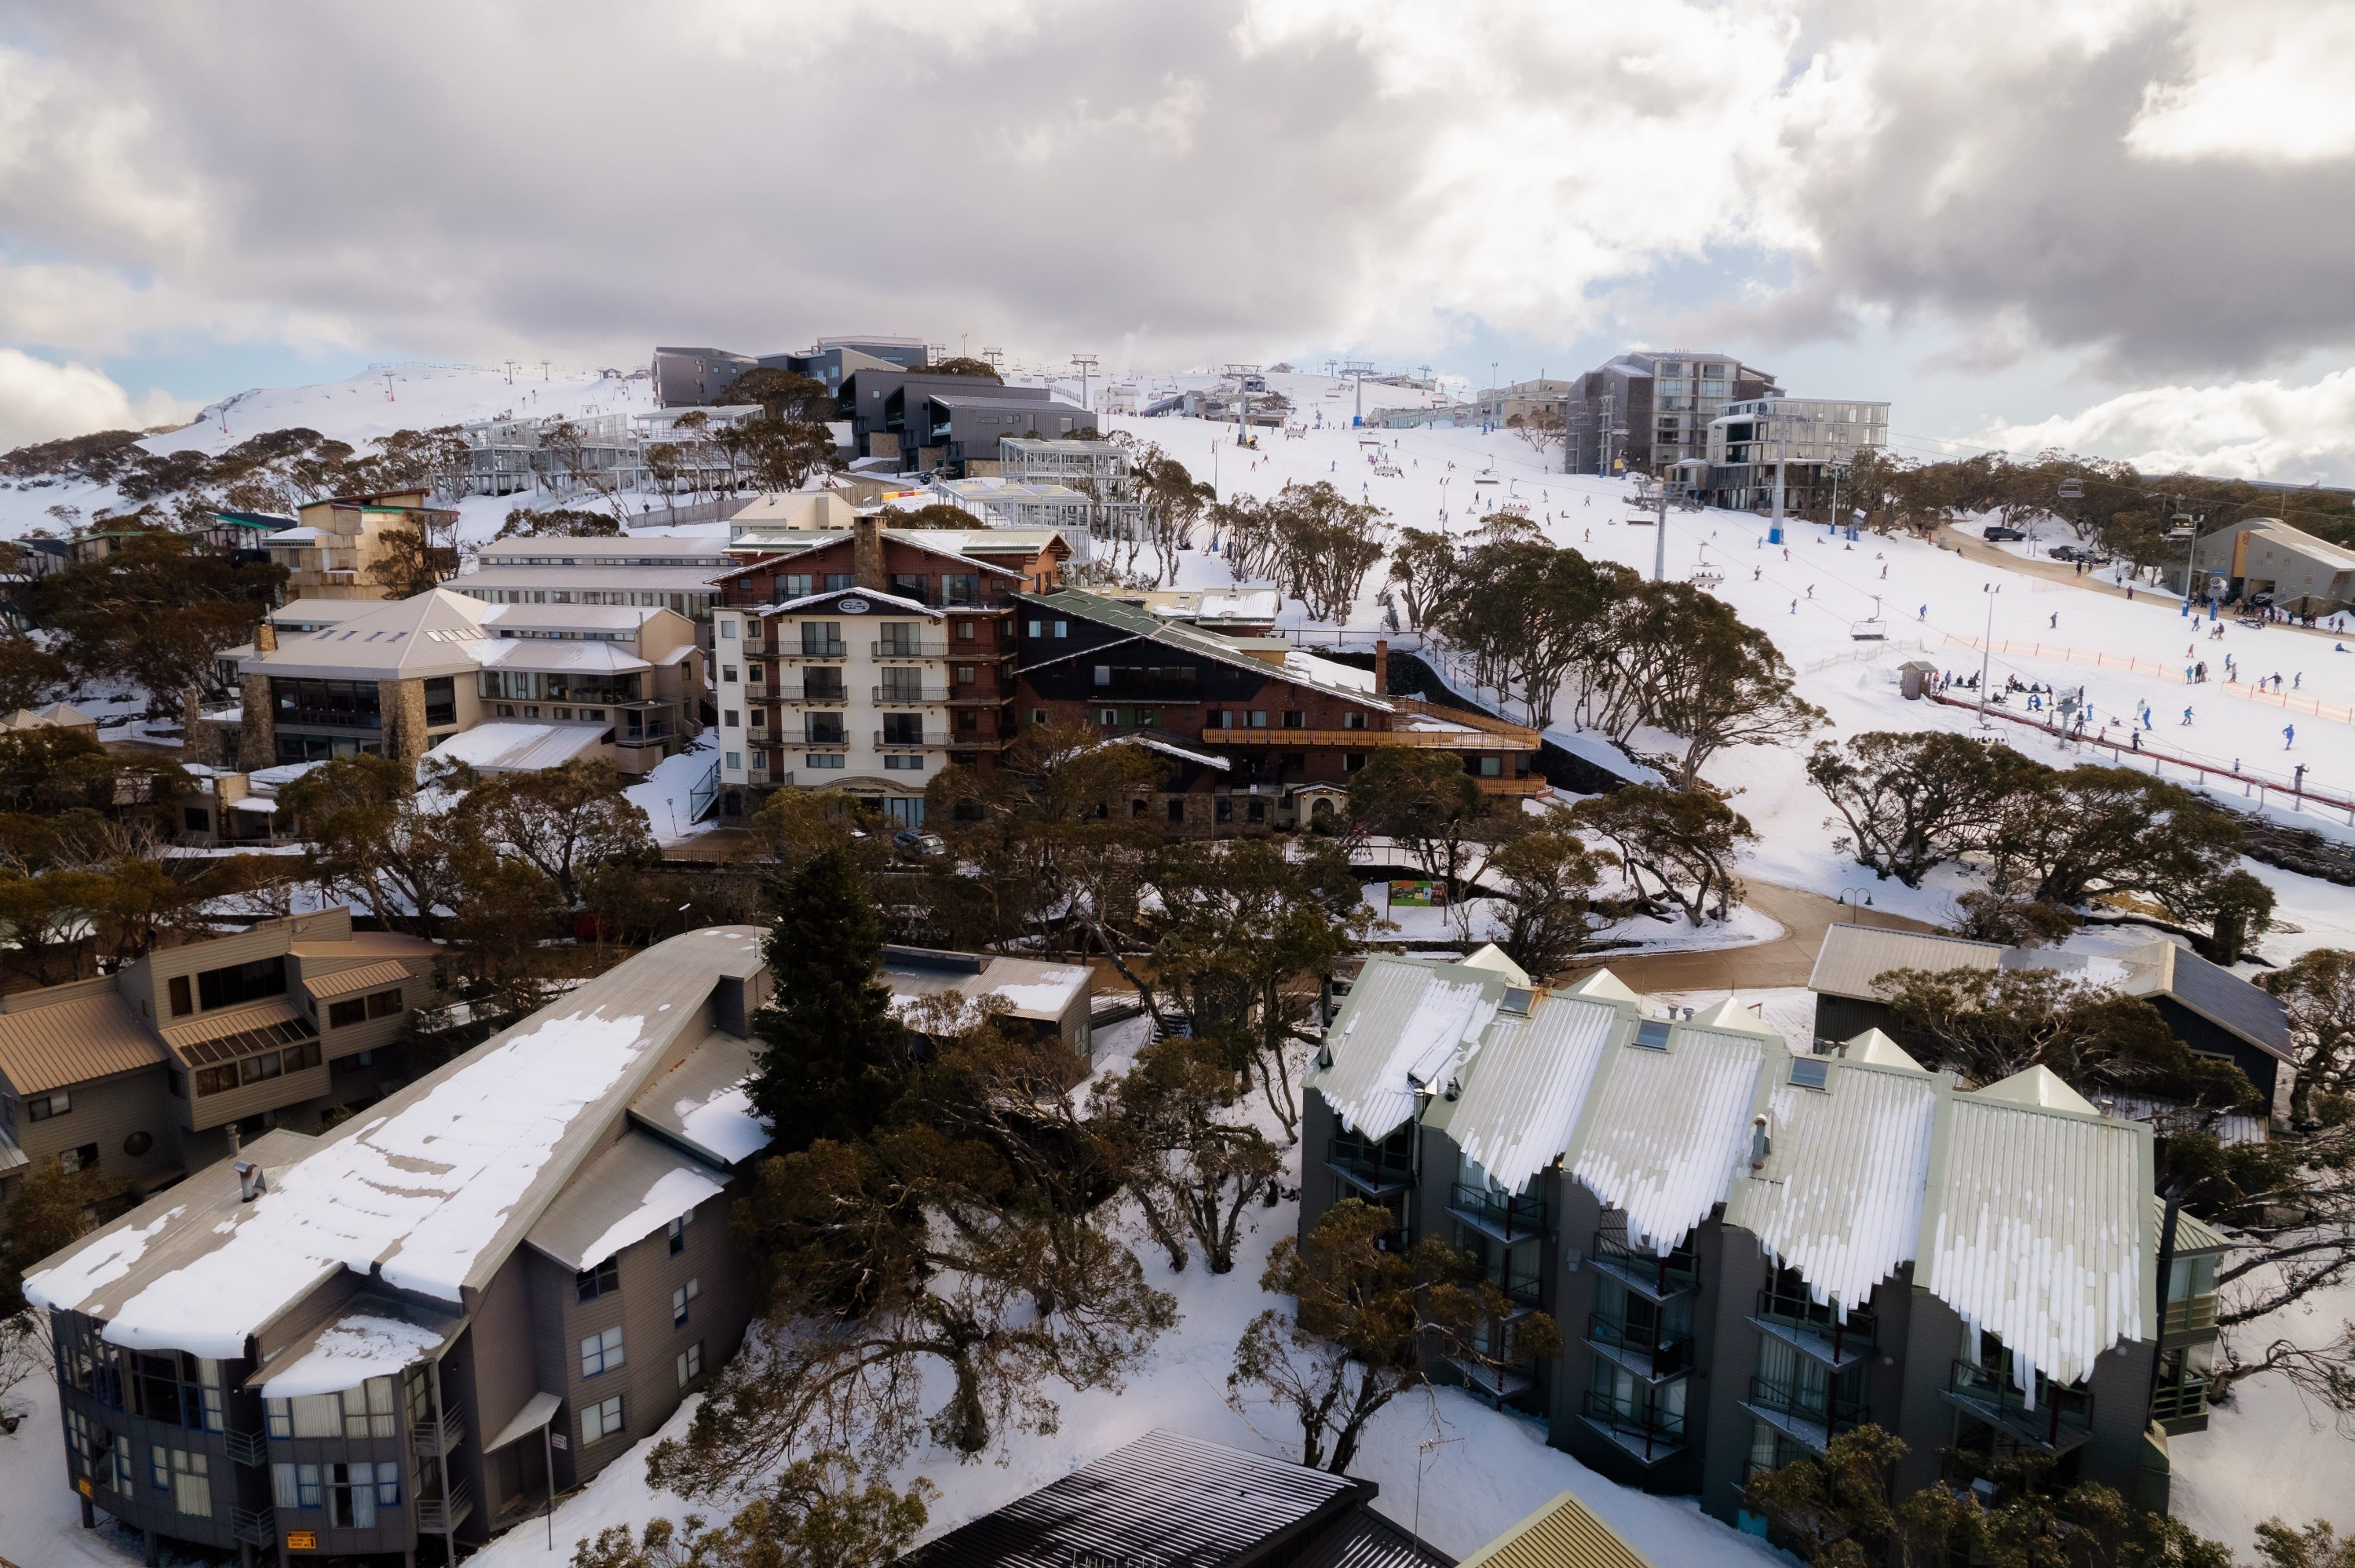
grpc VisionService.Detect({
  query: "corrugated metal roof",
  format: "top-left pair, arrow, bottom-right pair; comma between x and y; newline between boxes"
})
2163,1198 -> 2230,1256
0,990 -> 162,1096
1568,1023 -> 1769,1254
1454,1490 -> 1656,1568
1725,1059 -> 1942,1311
1808,924 -> 2001,1000
523,1130 -> 728,1271
1311,958 -> 1499,1142
1920,1090 -> 2153,1387
302,960 -> 414,1002
1295,1511 -> 1454,1568
904,1430 -> 1368,1568
2153,944 -> 2293,1061
1443,994 -> 1619,1194
160,1000 -> 316,1067
629,1030 -> 765,1167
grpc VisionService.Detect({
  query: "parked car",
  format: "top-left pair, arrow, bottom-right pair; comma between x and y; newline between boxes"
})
1983,525 -> 2027,542
893,828 -> 946,859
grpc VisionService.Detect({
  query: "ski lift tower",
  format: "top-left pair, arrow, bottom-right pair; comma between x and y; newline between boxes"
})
1343,359 -> 1377,427
981,347 -> 1004,371
1072,354 -> 1099,415
1224,363 -> 1261,446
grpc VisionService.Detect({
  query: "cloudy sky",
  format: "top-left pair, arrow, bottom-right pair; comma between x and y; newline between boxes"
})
2,0 -> 2353,478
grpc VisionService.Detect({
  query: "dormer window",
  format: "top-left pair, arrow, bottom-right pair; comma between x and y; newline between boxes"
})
1633,1019 -> 1673,1051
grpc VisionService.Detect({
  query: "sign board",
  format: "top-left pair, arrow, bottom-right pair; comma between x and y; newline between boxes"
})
550,1432 -> 569,1450
77,1477 -> 92,1497
1389,880 -> 1448,908
286,1530 -> 319,1551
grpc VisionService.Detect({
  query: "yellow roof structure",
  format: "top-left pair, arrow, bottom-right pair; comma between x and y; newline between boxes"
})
1455,1490 -> 1656,1568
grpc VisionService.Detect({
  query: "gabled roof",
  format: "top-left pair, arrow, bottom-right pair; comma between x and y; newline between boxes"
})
1018,588 -> 1392,711
902,1430 -> 1372,1568
243,589 -> 502,679
1437,989 -> 1621,1194
1309,957 -> 1499,1142
1808,924 -> 2003,999
0,990 -> 164,1096
522,1129 -> 728,1272
1455,1491 -> 1654,1568
24,928 -> 768,1358
1567,1013 -> 1772,1254
2113,939 -> 2293,1061
754,585 -> 942,620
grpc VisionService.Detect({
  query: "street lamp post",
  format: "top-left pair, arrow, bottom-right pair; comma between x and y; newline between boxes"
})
1978,582 -> 2000,726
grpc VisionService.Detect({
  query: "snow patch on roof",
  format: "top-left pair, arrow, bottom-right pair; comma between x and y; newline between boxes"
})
574,1166 -> 727,1274
1316,959 -> 1499,1143
95,1009 -> 652,1357
1571,1026 -> 1766,1254
24,1207 -> 184,1318
675,1083 -> 768,1165
259,1313 -> 447,1398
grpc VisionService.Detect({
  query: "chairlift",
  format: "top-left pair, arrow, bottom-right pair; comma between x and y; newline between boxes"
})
1474,476 -> 1500,487
2057,479 -> 2084,500
1851,595 -> 1887,640
1689,565 -> 1725,589
1499,497 -> 1529,516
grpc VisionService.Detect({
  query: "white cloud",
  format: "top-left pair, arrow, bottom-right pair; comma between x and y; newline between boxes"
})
2127,0 -> 2355,165
1981,364 -> 2355,483
0,349 -> 190,448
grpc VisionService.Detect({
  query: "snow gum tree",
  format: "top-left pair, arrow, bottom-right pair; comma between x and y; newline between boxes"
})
1569,784 -> 1756,927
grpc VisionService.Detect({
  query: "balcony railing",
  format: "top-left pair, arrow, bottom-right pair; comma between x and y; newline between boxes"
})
1449,1355 -> 1542,1406
412,1404 -> 466,1458
874,730 -> 951,749
273,707 -> 382,731
776,685 -> 850,704
790,642 -> 849,659
2163,1296 -> 2219,1336
1945,1360 -> 2094,1452
1451,1183 -> 1550,1244
417,1479 -> 476,1534
223,1428 -> 269,1468
1580,1391 -> 1686,1464
872,640 -> 949,659
1586,1313 -> 1693,1382
2151,1378 -> 2209,1427
1589,1227 -> 1697,1300
231,1507 -> 276,1547
873,684 -> 951,702
1325,1137 -> 1414,1195
1743,1373 -> 1869,1453
1753,1289 -> 1876,1370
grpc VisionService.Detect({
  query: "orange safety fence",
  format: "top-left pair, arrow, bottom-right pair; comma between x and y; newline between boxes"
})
1942,636 -> 2355,725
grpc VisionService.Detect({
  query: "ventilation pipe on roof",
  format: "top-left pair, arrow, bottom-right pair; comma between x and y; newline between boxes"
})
1747,1114 -> 1772,1171
234,1160 -> 267,1203
225,1120 -> 242,1155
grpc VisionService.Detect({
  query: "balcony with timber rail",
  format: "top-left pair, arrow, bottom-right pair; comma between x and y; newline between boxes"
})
1588,1223 -> 1699,1302
1198,696 -> 1542,795
1750,1284 -> 1877,1374
1945,1358 -> 2094,1454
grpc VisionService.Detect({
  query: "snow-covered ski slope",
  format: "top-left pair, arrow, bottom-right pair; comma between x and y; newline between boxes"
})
1107,392 -> 2355,965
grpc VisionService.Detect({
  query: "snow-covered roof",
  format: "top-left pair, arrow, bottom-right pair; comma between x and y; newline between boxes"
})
268,597 -> 371,629
1284,649 -> 1376,692
425,722 -> 609,773
480,638 -> 651,676
1318,954 -> 2163,1373
254,1305 -> 458,1398
522,1129 -> 727,1272
1921,1067 -> 2155,1387
880,946 -> 1091,1024
754,585 -> 942,619
1722,1047 -> 1941,1312
24,928 -> 768,1359
626,1029 -> 767,1167
243,589 -> 501,679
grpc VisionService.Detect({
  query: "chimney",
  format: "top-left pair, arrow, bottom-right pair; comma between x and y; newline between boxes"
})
1373,638 -> 1389,695
234,1158 -> 267,1203
853,512 -> 885,590
181,686 -> 201,735
225,1121 -> 242,1155
253,619 -> 278,655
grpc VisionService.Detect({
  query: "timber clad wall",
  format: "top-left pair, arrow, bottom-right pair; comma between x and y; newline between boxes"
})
12,1068 -> 175,1187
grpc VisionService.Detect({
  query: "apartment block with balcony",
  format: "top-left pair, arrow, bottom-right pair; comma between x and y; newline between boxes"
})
24,927 -> 776,1566
1562,353 -> 1780,477
1302,950 -> 2180,1533
1681,396 -> 1891,516
0,910 -> 443,1227
191,589 -> 706,779
1013,589 -> 1540,833
261,490 -> 459,603
709,515 -> 1063,822
451,532 -> 749,654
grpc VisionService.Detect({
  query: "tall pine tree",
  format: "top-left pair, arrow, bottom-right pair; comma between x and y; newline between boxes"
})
747,848 -> 904,1151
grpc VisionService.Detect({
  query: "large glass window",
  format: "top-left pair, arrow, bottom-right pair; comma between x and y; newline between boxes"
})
267,1377 -> 399,1441
576,1256 -> 619,1302
580,1325 -> 625,1378
881,713 -> 925,746
805,713 -> 847,745
196,956 -> 286,1011
422,676 -> 456,727
270,677 -> 382,731
801,622 -> 845,656
582,1395 -> 625,1445
152,1446 -> 211,1517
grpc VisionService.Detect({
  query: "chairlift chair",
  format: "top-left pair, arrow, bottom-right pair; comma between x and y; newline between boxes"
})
1851,594 -> 1887,640
1689,566 -> 1725,589
2057,479 -> 2085,500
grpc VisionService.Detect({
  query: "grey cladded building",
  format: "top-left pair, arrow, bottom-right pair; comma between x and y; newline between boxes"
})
1302,949 -> 2194,1537
24,928 -> 776,1567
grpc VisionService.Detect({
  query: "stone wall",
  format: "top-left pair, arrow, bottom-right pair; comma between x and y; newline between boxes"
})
380,678 -> 429,767
239,672 -> 273,771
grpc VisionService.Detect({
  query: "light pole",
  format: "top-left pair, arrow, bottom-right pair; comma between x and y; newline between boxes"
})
1836,886 -> 1878,926
1978,582 -> 1999,725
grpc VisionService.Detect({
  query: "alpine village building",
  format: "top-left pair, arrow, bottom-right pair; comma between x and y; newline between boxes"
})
1303,948 -> 2205,1537
23,929 -> 777,1568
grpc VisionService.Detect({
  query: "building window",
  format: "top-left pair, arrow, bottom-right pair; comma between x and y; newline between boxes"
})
723,710 -> 741,729
1345,753 -> 1366,772
152,1446 -> 211,1518
111,1435 -> 135,1497
167,975 -> 192,1016
183,806 -> 211,833
673,1278 -> 700,1326
719,620 -> 737,640
1030,709 -> 1047,724
26,1091 -> 70,1121
327,988 -> 402,1028
1026,619 -> 1042,637
582,1395 -> 626,1445
1054,620 -> 1068,638
801,622 -> 845,656
57,1142 -> 99,1173
807,753 -> 845,770
1283,711 -> 1305,728
722,665 -> 739,684
1343,712 -> 1367,731
1094,665 -> 1112,687
196,956 -> 287,1011
576,1256 -> 619,1302
957,621 -> 977,640
806,712 -> 847,745
669,1212 -> 689,1255
725,751 -> 743,770
883,755 -> 923,771
423,675 -> 457,727
580,1324 -> 625,1378
677,1342 -> 705,1387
